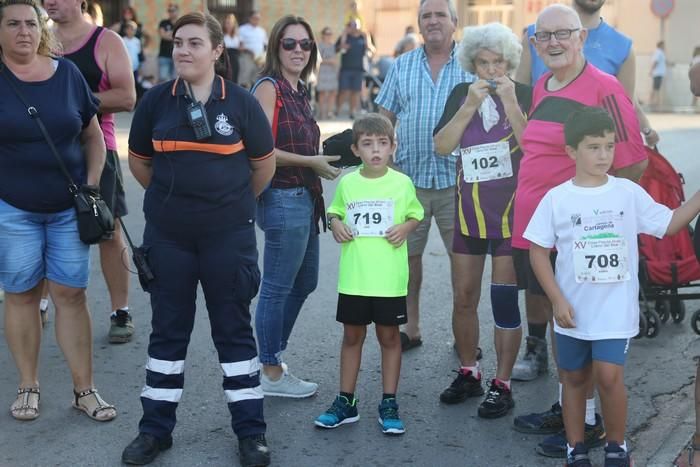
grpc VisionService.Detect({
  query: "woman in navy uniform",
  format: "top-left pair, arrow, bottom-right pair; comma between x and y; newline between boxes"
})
122,12 -> 275,467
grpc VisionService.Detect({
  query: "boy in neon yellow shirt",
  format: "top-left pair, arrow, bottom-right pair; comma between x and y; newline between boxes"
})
314,113 -> 423,434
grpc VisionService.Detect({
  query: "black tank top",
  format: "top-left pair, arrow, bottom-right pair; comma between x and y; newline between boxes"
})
63,26 -> 104,93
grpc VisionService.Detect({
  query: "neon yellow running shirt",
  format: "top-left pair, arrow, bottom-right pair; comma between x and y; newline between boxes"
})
328,168 -> 424,297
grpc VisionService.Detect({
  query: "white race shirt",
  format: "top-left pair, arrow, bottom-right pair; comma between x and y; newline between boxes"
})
524,176 -> 672,340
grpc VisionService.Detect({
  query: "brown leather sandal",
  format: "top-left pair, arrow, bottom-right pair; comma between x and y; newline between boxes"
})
10,387 -> 40,421
72,388 -> 117,422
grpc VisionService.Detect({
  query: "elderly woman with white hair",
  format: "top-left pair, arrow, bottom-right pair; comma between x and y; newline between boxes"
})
433,21 -> 530,419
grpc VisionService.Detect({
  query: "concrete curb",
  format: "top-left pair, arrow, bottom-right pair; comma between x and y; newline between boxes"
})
647,395 -> 695,466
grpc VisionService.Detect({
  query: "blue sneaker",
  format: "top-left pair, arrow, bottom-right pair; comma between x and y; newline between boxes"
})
536,414 -> 606,458
314,395 -> 359,429
378,398 -> 405,435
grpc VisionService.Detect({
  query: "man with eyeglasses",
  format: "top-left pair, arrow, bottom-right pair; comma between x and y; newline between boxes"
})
507,4 -> 647,463
511,0 -> 657,400
157,3 -> 178,82
516,0 -> 658,147
375,0 -> 474,354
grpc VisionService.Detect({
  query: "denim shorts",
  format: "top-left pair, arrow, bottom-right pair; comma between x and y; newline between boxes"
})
339,69 -> 364,91
0,198 -> 90,293
555,332 -> 630,371
158,57 -> 175,82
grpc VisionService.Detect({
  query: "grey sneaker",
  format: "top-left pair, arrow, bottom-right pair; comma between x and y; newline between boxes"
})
109,310 -> 135,344
261,369 -> 318,398
512,336 -> 548,381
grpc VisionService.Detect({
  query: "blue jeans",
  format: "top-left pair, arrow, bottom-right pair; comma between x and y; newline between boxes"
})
255,187 -> 319,366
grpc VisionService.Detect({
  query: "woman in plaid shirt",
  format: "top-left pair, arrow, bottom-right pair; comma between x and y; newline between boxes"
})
252,15 -> 341,398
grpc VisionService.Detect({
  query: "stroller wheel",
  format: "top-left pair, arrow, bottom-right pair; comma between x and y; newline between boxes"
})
635,311 -> 648,339
655,299 -> 671,323
645,309 -> 661,338
691,309 -> 700,335
671,300 -> 686,323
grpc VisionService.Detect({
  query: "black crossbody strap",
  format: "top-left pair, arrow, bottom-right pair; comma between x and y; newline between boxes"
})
0,63 -> 79,193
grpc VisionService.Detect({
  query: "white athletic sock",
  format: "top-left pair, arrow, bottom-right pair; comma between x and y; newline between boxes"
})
112,306 -> 130,317
460,362 -> 480,379
606,440 -> 628,452
39,298 -> 49,312
496,378 -> 511,390
585,398 -> 596,425
559,382 -> 563,406
567,443 -> 574,457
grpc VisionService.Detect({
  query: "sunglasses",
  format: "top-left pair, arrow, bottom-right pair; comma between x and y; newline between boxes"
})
280,38 -> 314,51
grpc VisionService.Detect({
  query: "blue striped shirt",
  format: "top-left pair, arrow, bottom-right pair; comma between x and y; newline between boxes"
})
375,44 -> 474,189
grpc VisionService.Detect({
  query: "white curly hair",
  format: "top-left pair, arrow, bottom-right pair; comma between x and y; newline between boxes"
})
457,22 -> 522,74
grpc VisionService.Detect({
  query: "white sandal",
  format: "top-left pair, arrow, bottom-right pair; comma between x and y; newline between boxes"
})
10,387 -> 40,421
72,388 -> 117,422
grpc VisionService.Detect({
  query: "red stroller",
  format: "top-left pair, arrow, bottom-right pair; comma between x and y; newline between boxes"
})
637,146 -> 700,337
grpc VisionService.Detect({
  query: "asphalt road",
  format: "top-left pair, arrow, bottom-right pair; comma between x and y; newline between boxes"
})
1,113 -> 699,467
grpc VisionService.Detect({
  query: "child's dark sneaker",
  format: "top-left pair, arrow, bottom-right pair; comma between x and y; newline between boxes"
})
439,369 -> 484,404
604,442 -> 632,467
566,443 -> 592,466
377,398 -> 405,435
477,379 -> 514,418
536,414 -> 606,458
314,395 -> 359,429
513,401 -> 563,434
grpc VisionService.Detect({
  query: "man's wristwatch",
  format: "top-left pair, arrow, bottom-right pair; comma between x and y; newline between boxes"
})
642,127 -> 652,136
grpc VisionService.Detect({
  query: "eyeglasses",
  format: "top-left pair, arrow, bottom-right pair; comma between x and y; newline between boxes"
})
533,28 -> 580,42
280,38 -> 314,51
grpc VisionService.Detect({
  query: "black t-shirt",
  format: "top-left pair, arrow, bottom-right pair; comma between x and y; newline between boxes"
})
158,19 -> 174,58
434,80 -> 533,135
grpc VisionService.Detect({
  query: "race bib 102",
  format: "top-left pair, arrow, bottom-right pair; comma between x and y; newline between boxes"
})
460,141 -> 513,183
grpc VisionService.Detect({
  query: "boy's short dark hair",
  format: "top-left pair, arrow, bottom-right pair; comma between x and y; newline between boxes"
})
352,113 -> 395,145
564,106 -> 616,148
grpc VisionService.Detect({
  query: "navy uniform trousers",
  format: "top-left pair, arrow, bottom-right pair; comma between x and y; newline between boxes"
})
139,221 -> 265,440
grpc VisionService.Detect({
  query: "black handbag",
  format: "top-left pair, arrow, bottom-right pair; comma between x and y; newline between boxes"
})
323,129 -> 361,169
1,63 -> 115,244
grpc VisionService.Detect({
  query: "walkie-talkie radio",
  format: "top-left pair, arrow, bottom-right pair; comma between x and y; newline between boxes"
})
185,81 -> 212,140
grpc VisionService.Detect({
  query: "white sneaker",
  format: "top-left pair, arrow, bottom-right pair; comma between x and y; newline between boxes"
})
260,368 -> 318,398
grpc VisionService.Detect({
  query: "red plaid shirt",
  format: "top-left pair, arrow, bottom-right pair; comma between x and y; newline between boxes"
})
267,75 -> 324,231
